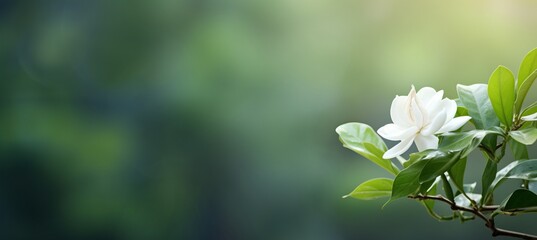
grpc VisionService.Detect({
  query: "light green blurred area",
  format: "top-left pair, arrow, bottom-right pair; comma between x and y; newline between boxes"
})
1,0 -> 537,239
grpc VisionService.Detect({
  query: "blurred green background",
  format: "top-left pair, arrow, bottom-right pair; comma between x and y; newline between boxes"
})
1,0 -> 537,239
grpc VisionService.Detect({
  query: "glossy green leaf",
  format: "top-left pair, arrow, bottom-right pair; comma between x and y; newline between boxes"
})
515,48 -> 537,113
456,84 -> 500,130
504,159 -> 537,181
488,161 -> 521,194
336,123 -> 399,175
488,160 -> 537,201
336,122 -> 386,151
343,178 -> 393,200
463,182 -> 477,193
388,160 -> 429,203
441,174 -> 455,202
455,193 -> 482,208
509,128 -> 537,145
510,138 -> 529,160
530,181 -> 537,194
404,150 -> 434,168
488,66 -> 515,128
439,130 -> 498,157
518,48 -> 537,85
419,151 -> 462,183
516,70 -> 537,113
481,160 -> 497,204
500,189 -> 537,212
454,182 -> 478,201
448,157 -> 467,193
521,101 -> 537,117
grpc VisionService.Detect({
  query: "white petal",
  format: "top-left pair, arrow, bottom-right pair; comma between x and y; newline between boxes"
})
421,111 -> 446,136
414,134 -> 439,152
417,87 -> 443,108
416,87 -> 437,102
425,95 -> 445,120
390,96 -> 412,127
441,98 -> 457,122
409,88 -> 425,128
378,124 -> 419,141
383,136 -> 415,159
521,112 -> 537,122
437,116 -> 471,133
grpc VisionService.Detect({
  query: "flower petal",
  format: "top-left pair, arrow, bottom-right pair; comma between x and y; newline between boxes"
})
390,96 -> 412,127
414,134 -> 439,152
437,116 -> 471,133
417,87 -> 443,107
409,87 -> 425,128
383,136 -> 415,159
417,87 -> 437,102
441,98 -> 457,122
421,111 -> 446,136
424,95 -> 445,121
378,124 -> 419,141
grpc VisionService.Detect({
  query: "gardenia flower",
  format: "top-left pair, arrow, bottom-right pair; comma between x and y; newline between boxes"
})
378,86 -> 471,159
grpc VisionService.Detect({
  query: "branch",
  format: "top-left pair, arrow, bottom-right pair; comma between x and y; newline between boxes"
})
481,205 -> 500,211
410,194 -> 537,240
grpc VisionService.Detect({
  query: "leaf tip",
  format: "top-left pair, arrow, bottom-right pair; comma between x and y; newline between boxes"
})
381,199 -> 393,209
497,65 -> 508,70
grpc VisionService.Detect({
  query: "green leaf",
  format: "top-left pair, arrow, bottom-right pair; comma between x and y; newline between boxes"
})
439,130 -> 498,157
521,101 -> 537,117
504,159 -> 537,181
456,106 -> 469,117
419,151 -> 462,183
336,123 -> 399,175
441,174 -> 455,202
421,183 -> 437,212
457,84 -> 500,130
336,122 -> 386,151
448,157 -> 467,192
463,182 -> 477,193
388,160 -> 429,203
404,150 -> 433,168
515,48 -> 537,113
488,161 -> 521,194
518,48 -> 537,85
500,189 -> 537,212
509,128 -> 537,145
510,138 -> 529,160
343,178 -> 393,200
455,193 -> 482,208
517,70 -> 537,113
488,159 -> 537,202
530,181 -> 537,194
482,160 -> 497,204
454,182 -> 478,201
419,178 -> 438,195
488,66 -> 515,128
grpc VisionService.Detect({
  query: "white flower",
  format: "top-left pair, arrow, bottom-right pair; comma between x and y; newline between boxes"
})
378,86 -> 471,159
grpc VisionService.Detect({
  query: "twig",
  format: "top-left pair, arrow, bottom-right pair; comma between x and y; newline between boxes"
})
410,194 -> 537,240
481,205 -> 500,211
